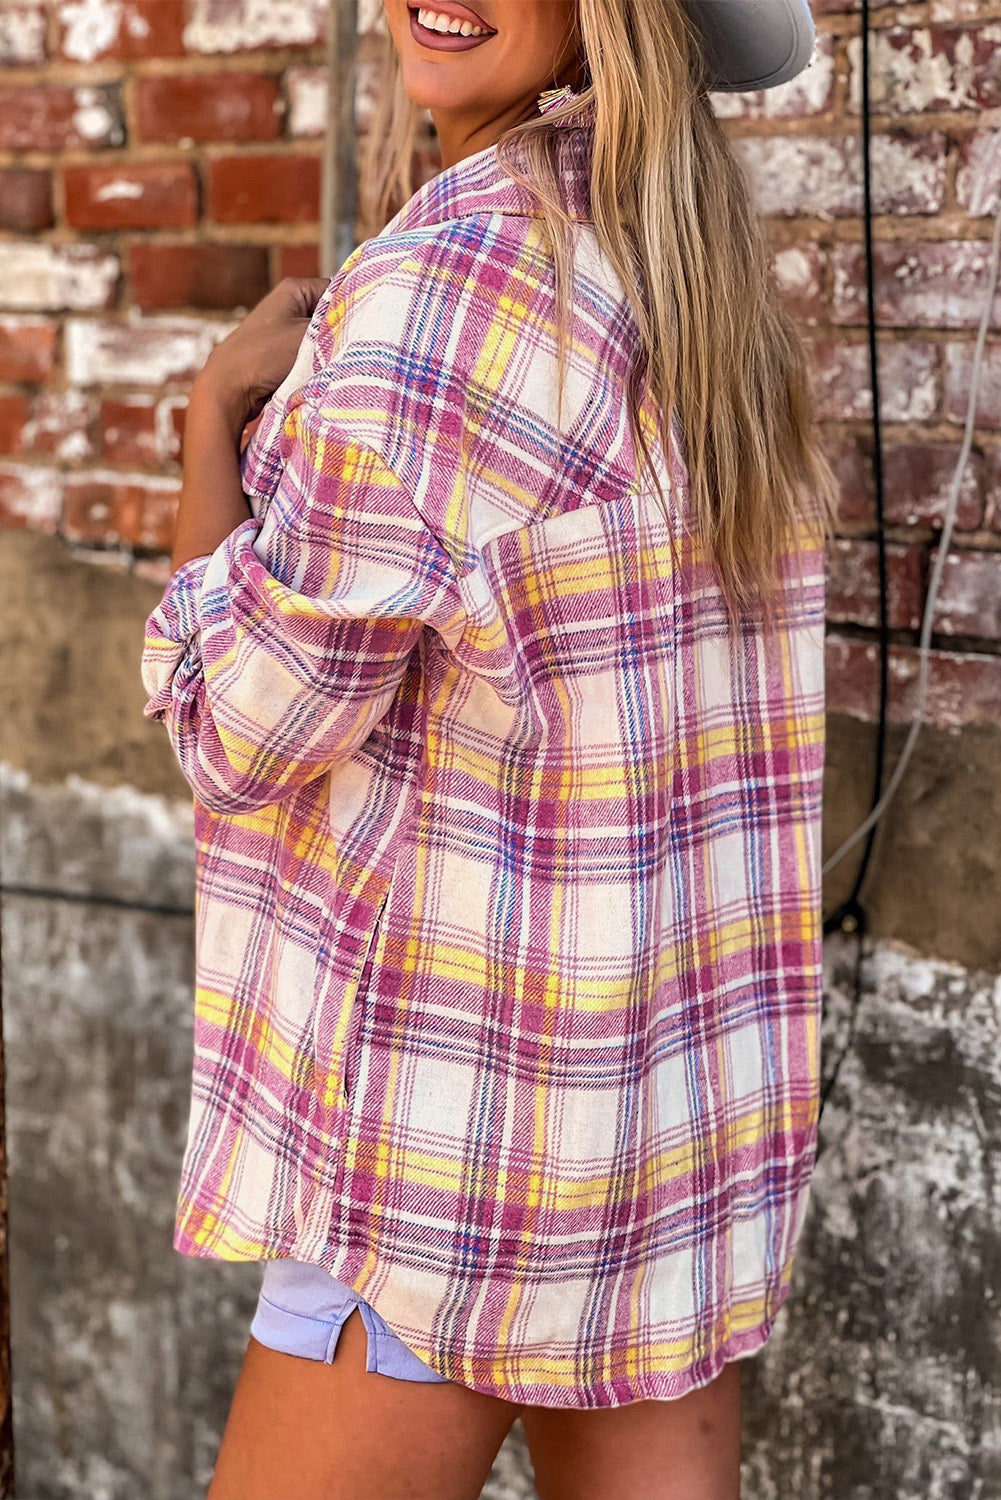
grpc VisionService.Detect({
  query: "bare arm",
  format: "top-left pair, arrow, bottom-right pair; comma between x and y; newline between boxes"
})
167,274 -> 332,575
169,375 -> 253,576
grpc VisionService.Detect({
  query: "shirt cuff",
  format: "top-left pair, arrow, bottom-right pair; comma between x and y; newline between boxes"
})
140,551 -> 213,721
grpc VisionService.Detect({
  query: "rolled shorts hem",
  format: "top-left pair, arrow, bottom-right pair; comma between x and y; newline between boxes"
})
249,1260 -> 450,1385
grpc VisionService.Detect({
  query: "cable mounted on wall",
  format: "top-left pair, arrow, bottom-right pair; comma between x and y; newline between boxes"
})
817,0 -> 1001,1130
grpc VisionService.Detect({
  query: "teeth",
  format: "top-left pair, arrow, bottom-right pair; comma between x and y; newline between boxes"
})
416,7 -> 489,36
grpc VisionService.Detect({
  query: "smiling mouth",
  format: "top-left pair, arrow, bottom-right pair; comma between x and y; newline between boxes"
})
406,4 -> 498,38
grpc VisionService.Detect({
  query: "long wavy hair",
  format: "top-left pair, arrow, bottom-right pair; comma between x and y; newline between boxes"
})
359,0 -> 839,639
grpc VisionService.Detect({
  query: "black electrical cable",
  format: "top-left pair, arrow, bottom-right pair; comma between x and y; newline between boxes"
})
816,0 -> 888,1137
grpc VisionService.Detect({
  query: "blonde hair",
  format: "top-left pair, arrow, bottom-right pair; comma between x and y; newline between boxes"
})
359,0 -> 839,639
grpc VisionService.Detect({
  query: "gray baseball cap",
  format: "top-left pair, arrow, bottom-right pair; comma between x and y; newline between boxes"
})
687,0 -> 817,91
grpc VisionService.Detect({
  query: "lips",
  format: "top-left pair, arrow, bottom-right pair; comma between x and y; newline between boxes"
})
407,2 -> 497,36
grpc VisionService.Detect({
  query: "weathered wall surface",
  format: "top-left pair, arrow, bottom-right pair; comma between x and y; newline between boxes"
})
756,937 -> 1001,1499
3,754 -> 999,1499
0,764 -> 539,1500
4,524 -> 1001,964
0,529 -> 183,800
1,531 -> 1000,1499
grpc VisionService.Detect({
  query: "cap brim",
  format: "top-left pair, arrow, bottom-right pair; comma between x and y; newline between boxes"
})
685,0 -> 816,92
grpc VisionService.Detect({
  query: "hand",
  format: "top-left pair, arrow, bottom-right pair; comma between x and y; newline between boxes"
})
195,276 -> 333,434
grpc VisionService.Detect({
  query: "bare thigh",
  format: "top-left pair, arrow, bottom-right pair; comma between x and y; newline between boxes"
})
519,1359 -> 742,1500
207,1305 -> 524,1500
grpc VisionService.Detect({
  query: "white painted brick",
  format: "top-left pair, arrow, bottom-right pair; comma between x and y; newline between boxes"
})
810,338 -> 940,423
0,462 -> 64,530
0,244 -> 119,313
873,131 -> 949,213
57,0 -> 153,62
735,136 -> 857,218
183,0 -> 325,54
774,245 -> 824,298
957,129 -> 1001,217
23,390 -> 97,464
772,243 -> 827,324
832,241 -> 1001,329
286,66 -> 328,138
847,25 -> 1001,114
930,0 -> 993,17
881,342 -> 942,423
57,0 -> 123,64
0,0 -> 46,65
65,313 -> 234,386
734,131 -> 946,218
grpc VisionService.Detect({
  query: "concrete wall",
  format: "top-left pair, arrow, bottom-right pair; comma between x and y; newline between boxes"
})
1,528 -> 999,1498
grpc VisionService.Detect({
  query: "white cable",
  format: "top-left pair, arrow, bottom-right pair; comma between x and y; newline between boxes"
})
822,178 -> 1001,877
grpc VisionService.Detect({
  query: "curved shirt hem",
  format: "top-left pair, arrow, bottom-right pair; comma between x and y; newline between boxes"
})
173,1221 -> 799,1410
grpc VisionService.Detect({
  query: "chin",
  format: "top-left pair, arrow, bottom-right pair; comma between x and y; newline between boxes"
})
398,66 -> 469,114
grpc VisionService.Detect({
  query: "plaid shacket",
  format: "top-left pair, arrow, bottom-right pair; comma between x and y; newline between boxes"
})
140,95 -> 827,1409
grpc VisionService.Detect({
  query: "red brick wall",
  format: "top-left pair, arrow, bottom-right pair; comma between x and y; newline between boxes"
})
1,0 -> 998,730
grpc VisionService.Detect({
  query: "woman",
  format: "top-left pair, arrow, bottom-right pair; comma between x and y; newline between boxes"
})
141,0 -> 837,1495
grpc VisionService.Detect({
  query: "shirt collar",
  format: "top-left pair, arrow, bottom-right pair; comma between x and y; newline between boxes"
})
381,87 -> 596,238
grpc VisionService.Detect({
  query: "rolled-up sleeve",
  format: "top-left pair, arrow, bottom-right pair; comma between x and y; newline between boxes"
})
140,398 -> 465,814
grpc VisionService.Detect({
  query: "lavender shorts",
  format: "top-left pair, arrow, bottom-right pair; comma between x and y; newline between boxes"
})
250,1257 -> 450,1384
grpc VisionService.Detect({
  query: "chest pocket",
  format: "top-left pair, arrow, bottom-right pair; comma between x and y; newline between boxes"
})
463,486 -> 679,696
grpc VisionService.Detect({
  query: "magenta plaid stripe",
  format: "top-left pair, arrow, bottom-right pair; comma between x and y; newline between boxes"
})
140,113 -> 826,1409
